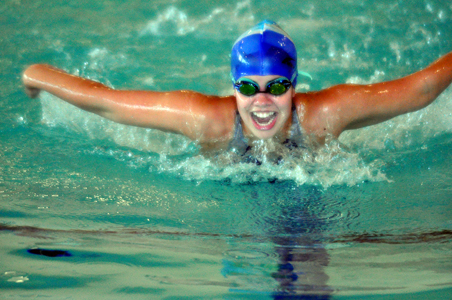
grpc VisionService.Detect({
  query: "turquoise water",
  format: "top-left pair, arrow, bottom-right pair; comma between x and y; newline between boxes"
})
1,0 -> 452,298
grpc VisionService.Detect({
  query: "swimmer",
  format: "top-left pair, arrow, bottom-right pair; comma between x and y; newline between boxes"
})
22,20 -> 452,152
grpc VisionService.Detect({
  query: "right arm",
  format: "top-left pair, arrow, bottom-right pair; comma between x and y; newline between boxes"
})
22,64 -> 237,143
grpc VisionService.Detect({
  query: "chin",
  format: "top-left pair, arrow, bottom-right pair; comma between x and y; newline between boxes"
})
250,126 -> 280,140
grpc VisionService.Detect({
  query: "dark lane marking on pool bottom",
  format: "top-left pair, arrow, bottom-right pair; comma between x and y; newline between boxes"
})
27,248 -> 72,257
14,247 -> 185,268
1,223 -> 452,244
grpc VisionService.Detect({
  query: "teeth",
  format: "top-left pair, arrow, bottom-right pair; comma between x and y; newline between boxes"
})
252,112 -> 275,118
251,112 -> 276,126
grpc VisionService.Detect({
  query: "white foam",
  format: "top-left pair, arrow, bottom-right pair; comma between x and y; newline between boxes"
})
138,1 -> 254,38
39,90 -> 399,189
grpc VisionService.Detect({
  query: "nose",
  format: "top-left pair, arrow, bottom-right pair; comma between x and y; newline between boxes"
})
252,93 -> 273,106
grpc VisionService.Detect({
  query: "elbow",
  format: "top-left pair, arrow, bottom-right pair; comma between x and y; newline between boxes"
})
412,81 -> 440,112
414,71 -> 451,110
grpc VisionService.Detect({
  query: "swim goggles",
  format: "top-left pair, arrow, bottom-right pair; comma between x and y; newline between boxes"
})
234,77 -> 292,97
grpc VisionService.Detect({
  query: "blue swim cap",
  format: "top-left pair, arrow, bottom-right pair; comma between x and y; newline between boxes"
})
231,20 -> 298,87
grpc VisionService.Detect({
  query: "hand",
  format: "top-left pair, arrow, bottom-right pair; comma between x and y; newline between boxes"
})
24,85 -> 41,98
22,64 -> 45,98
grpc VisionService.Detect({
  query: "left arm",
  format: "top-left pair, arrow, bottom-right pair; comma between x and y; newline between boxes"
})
299,51 -> 452,139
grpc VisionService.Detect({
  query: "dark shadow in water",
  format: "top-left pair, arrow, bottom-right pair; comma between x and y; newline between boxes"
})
220,183 -> 334,299
270,185 -> 333,299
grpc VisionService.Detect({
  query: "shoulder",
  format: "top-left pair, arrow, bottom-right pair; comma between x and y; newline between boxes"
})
128,90 -> 238,147
189,93 -> 238,146
292,89 -> 349,140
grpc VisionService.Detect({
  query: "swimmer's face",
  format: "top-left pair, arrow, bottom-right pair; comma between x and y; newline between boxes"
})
234,75 -> 295,140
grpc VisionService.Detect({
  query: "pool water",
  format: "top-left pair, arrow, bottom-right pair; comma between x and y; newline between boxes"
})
1,0 -> 452,298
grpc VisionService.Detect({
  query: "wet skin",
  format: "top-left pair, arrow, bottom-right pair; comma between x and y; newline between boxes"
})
22,51 -> 452,148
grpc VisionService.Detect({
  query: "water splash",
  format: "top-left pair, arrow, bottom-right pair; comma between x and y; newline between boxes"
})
138,1 -> 254,38
38,74 -> 452,189
39,90 -> 396,189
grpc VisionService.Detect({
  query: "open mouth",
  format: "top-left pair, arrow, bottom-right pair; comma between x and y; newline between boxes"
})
251,112 -> 277,130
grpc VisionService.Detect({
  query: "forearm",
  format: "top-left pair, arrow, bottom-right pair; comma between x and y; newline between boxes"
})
22,64 -> 189,131
363,51 -> 452,115
336,51 -> 452,131
22,64 -> 112,114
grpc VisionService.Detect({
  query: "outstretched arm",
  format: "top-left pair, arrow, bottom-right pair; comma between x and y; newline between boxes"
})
300,51 -> 452,139
22,64 -> 236,143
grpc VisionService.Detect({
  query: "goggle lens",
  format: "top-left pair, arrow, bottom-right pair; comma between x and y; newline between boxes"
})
268,82 -> 287,95
238,82 -> 258,96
